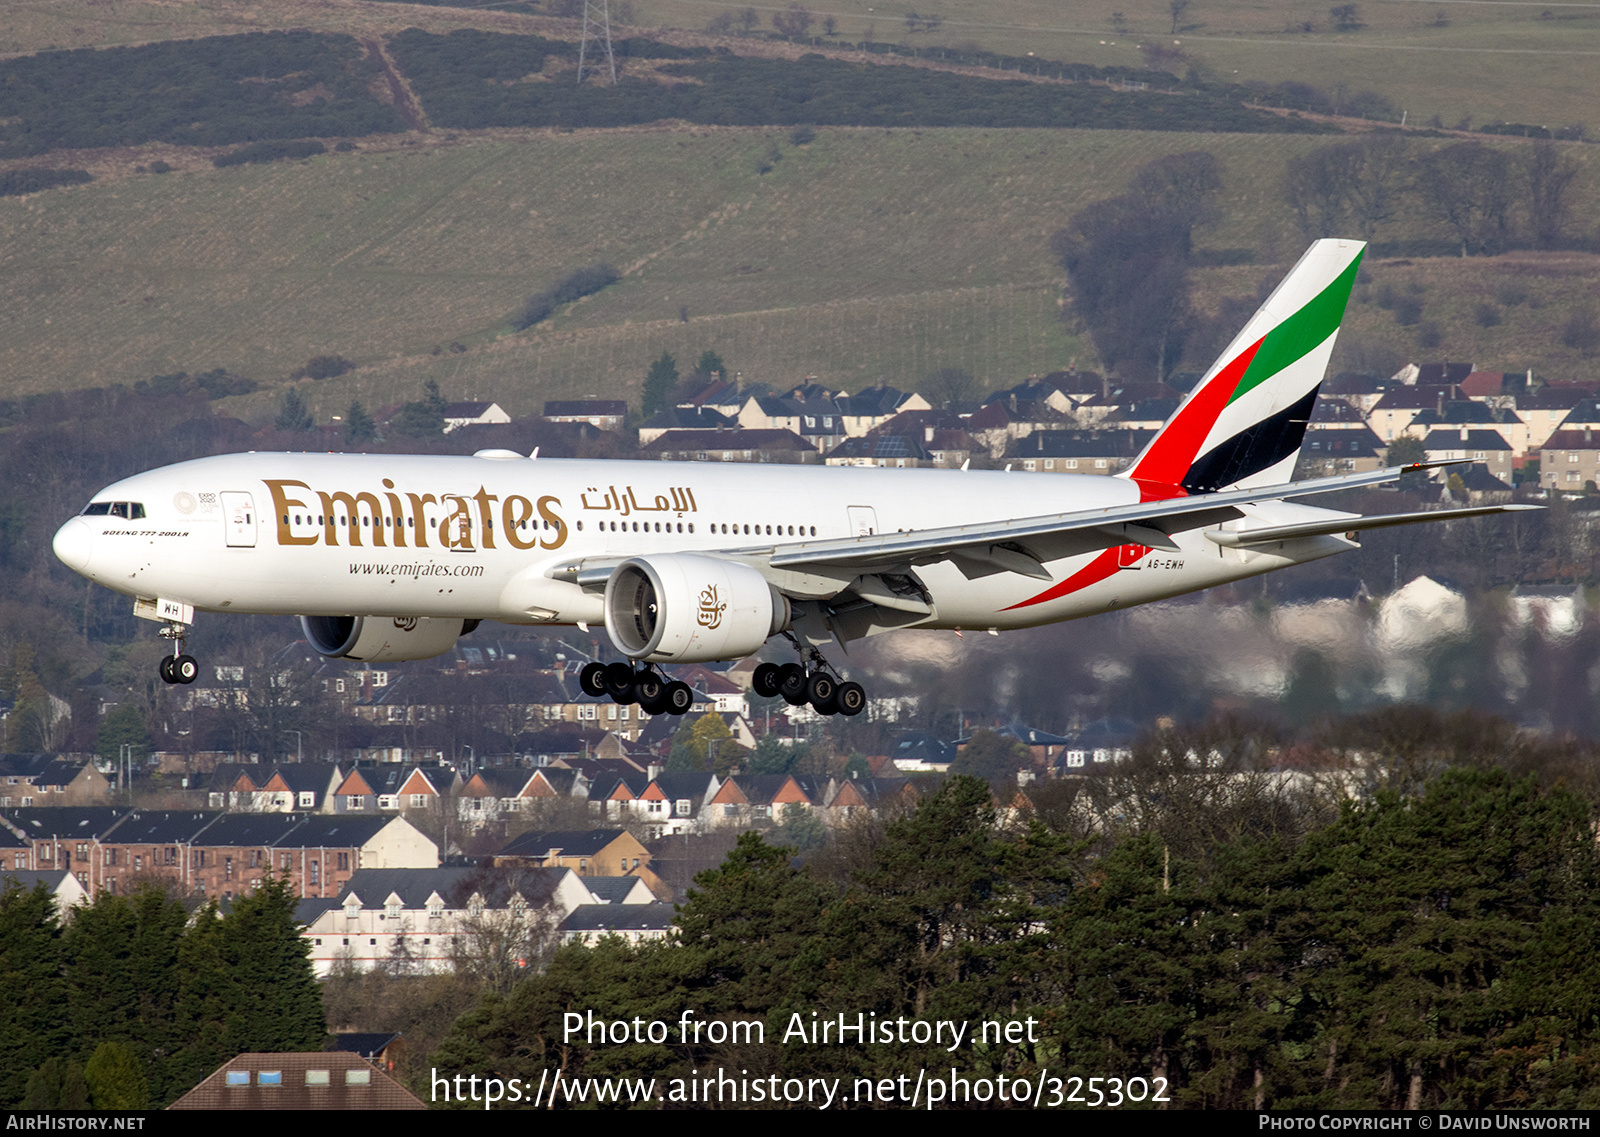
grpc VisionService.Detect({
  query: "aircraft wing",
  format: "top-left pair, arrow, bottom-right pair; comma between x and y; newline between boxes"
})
765,462 -> 1534,577
549,462 -> 1535,596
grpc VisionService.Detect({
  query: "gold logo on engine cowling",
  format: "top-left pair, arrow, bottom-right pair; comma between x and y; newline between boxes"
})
697,584 -> 726,629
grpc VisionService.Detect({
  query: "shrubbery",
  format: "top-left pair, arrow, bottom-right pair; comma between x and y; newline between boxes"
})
212,139 -> 326,167
388,28 -> 1335,135
512,263 -> 621,330
0,168 -> 91,197
290,354 -> 355,380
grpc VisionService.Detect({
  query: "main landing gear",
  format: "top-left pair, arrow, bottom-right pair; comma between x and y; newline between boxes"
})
752,647 -> 865,717
579,661 -> 695,716
157,622 -> 199,685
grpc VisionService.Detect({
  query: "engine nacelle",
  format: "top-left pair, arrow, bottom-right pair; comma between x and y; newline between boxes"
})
604,554 -> 790,663
301,615 -> 469,662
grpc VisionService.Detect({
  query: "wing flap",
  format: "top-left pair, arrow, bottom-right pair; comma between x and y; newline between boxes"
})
1205,503 -> 1539,548
768,463 -> 1442,571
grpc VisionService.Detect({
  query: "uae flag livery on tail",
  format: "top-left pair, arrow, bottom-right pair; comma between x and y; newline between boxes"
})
1128,239 -> 1365,495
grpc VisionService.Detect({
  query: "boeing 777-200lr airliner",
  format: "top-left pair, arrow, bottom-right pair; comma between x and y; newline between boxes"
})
53,240 -> 1532,717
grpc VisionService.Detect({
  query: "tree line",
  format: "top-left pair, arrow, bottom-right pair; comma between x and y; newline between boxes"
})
1286,134 -> 1586,256
431,749 -> 1600,1110
0,876 -> 326,1108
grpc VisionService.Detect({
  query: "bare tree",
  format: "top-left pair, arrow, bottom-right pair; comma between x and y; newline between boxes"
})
1284,136 -> 1409,243
1169,0 -> 1191,34
1418,142 -> 1513,256
922,367 -> 978,410
1523,140 -> 1581,250
447,868 -> 562,995
772,3 -> 815,38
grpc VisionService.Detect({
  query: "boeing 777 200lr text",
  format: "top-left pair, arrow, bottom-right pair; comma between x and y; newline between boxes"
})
52,241 -> 1532,717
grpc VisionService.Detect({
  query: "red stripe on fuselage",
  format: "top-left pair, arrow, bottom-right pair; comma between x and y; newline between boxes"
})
1004,455 -> 1189,611
1128,336 -> 1264,485
1002,545 -> 1127,611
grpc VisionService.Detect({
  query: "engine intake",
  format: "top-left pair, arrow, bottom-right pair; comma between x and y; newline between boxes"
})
301,615 -> 468,662
604,555 -> 789,663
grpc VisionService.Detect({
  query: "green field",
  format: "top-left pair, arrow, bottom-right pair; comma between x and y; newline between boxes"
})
2,124 -> 1598,422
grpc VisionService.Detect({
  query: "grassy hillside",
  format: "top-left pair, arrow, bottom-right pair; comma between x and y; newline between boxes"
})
2,125 -> 1598,423
4,0 -> 1596,136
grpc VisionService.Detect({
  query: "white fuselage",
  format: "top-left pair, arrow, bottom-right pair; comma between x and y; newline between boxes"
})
53,451 -> 1354,642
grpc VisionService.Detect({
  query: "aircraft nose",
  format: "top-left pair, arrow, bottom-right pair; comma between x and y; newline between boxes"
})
53,518 -> 94,574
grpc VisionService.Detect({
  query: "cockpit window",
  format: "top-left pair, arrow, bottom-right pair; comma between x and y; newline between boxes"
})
82,502 -> 145,519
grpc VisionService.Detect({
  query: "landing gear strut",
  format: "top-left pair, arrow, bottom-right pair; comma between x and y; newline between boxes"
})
157,622 -> 199,685
753,639 -> 865,717
579,660 -> 693,716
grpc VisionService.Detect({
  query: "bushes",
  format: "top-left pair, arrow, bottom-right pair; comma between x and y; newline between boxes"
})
213,139 -> 326,168
511,263 -> 621,331
0,168 -> 91,197
290,354 -> 355,380
388,28 -> 1336,135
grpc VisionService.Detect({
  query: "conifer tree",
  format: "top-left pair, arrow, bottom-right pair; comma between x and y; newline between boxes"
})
0,883 -> 67,1106
344,400 -> 376,444
20,1059 -> 87,1109
85,1042 -> 149,1110
274,387 -> 314,432
218,876 -> 326,1053
641,352 -> 678,417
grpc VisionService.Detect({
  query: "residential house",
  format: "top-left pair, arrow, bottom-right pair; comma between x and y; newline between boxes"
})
0,868 -> 88,919
1367,385 -> 1459,442
301,864 -> 591,976
1514,387 -> 1590,452
1004,429 -> 1155,475
543,399 -> 627,430
1298,425 -> 1386,475
637,405 -> 736,445
703,774 -> 827,827
833,386 -> 930,437
1540,428 -> 1600,491
441,401 -> 512,433
169,1052 -> 425,1109
641,428 -> 818,465
494,828 -> 651,877
1420,428 -> 1515,484
558,903 -> 674,945
0,755 -> 110,807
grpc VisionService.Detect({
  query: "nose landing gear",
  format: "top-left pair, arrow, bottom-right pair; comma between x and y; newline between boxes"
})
157,622 -> 199,685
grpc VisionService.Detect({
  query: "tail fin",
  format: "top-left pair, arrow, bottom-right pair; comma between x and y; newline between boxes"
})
1125,239 -> 1365,494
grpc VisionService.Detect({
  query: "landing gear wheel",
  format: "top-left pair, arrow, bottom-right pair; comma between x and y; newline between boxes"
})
835,681 -> 866,716
634,673 -> 665,706
778,663 -> 809,706
173,654 -> 199,685
752,662 -> 783,698
603,661 -> 636,703
664,681 -> 694,716
579,662 -> 608,697
806,672 -> 837,713
159,656 -> 176,684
